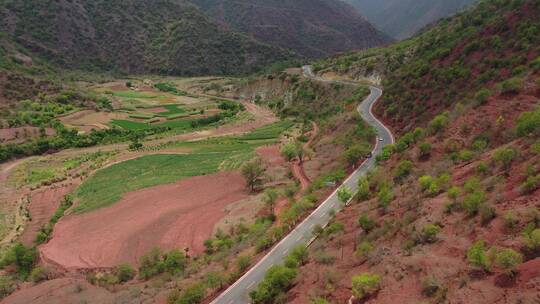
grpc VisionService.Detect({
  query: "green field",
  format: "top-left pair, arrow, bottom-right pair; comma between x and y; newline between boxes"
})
113,91 -> 161,99
110,119 -> 151,131
73,120 -> 294,213
157,104 -> 186,117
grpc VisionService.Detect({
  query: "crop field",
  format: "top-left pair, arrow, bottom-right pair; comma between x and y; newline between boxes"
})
73,121 -> 294,213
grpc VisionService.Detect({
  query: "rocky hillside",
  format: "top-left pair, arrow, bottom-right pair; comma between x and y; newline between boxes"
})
344,0 -> 478,39
190,0 -> 391,58
275,0 -> 540,303
0,0 -> 290,76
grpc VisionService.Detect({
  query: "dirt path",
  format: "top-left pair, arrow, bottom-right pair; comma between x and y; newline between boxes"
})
276,122 -> 318,216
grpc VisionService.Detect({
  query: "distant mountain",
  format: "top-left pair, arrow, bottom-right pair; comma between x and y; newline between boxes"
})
0,0 -> 290,76
343,0 -> 478,39
189,0 -> 392,58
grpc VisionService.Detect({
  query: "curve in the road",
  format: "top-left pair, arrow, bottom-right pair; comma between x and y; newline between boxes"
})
211,66 -> 395,304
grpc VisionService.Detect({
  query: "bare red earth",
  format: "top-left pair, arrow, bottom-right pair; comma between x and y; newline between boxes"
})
20,185 -> 75,246
39,171 -> 249,270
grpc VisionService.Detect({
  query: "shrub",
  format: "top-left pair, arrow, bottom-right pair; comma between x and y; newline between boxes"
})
516,108 -> 540,137
421,275 -> 442,297
418,175 -> 440,196
395,160 -> 413,179
138,247 -> 165,279
428,113 -> 449,134
532,141 -> 540,154
479,204 -> 496,225
164,249 -> 187,275
474,88 -> 491,105
175,282 -> 206,304
357,177 -> 371,201
464,177 -> 481,193
337,187 -> 353,204
476,161 -> 489,175
310,298 -> 330,304
421,224 -> 441,244
524,229 -> 540,252
250,266 -> 297,304
114,264 -> 136,283
499,78 -> 523,94
503,211 -> 519,230
447,186 -> 461,203
358,214 -> 376,233
241,158 -> 266,192
467,241 -> 491,271
285,246 -> 309,268
493,148 -> 517,171
495,249 -> 522,274
522,175 -> 540,193
314,250 -> 336,265
377,184 -> 394,209
418,142 -> 432,158
236,255 -> 252,273
356,241 -> 373,258
351,273 -> 381,299
0,243 -> 38,279
325,222 -> 345,236
462,191 -> 486,216
29,266 -> 49,283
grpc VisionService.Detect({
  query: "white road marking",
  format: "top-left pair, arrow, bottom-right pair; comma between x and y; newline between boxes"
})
283,248 -> 289,255
247,282 -> 255,289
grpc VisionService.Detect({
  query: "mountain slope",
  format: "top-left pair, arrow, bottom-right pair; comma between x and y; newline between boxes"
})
283,0 -> 540,302
189,0 -> 391,58
0,0 -> 291,76
344,0 -> 478,39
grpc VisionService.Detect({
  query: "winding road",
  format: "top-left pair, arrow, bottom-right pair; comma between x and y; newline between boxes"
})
211,66 -> 395,304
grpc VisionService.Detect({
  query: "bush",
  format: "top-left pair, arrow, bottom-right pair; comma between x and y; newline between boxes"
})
358,214 -> 376,233
418,142 -> 432,158
503,211 -> 519,230
377,183 -> 394,209
447,186 -> 461,203
236,255 -> 252,273
493,148 -> 517,171
285,246 -> 309,268
421,224 -> 441,243
175,282 -> 206,304
428,113 -> 449,134
356,241 -> 373,258
138,247 -> 165,279
524,229 -> 540,252
421,275 -> 442,297
499,78 -> 523,94
250,266 -> 297,304
357,177 -> 371,201
495,249 -> 522,274
462,191 -> 486,216
0,243 -> 38,279
29,266 -> 49,283
522,175 -> 540,193
516,108 -> 540,137
115,264 -> 136,283
337,187 -> 353,204
351,273 -> 381,299
0,276 -> 14,299
467,241 -> 491,271
475,88 -> 491,105
395,160 -> 413,179
479,204 -> 496,225
164,249 -> 187,275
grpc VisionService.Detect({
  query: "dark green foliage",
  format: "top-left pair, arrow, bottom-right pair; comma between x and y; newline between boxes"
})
249,266 -> 297,304
395,160 -> 413,179
358,214 -> 376,232
154,83 -> 188,96
0,243 -> 38,279
115,264 -> 136,283
516,107 -> 540,137
173,283 -> 206,304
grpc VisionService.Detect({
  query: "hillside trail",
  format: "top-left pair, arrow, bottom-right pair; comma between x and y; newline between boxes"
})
275,121 -> 318,219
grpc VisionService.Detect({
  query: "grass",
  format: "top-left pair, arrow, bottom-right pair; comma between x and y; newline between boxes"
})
113,91 -> 161,99
73,120 -> 293,213
110,119 -> 151,131
158,104 -> 186,117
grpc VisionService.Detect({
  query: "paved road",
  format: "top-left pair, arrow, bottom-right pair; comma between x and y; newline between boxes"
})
211,66 -> 395,304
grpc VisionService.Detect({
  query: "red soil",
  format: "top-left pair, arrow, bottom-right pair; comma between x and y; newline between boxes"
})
39,171 -> 249,270
144,107 -> 168,113
20,185 -> 75,247
1,278 -> 112,304
256,145 -> 285,167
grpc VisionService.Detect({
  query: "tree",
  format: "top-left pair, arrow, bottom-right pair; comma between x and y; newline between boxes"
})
418,141 -> 432,158
280,142 -> 298,162
351,273 -> 381,299
475,88 -> 492,105
344,144 -> 370,168
237,255 -> 252,273
357,177 -> 370,201
358,214 -> 375,233
175,282 -> 206,304
447,186 -> 461,203
493,147 -> 516,171
337,187 -> 353,204
115,263 -> 136,283
164,249 -> 187,274
250,266 -> 297,304
242,158 -> 266,192
263,188 -> 279,215
394,160 -> 413,179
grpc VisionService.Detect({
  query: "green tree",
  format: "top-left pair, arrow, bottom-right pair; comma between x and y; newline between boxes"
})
337,187 -> 353,204
351,273 -> 381,299
280,142 -> 298,162
115,263 -> 136,283
357,177 -> 370,201
250,266 -> 297,304
493,147 -> 517,171
263,188 -> 279,215
237,255 -> 252,273
241,158 -> 266,192
395,160 -> 413,179
175,282 -> 206,304
358,214 -> 375,233
164,249 -> 187,274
